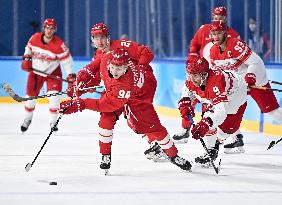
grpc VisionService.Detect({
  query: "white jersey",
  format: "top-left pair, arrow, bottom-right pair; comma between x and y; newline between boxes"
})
24,32 -> 73,76
210,37 -> 268,86
184,68 -> 247,129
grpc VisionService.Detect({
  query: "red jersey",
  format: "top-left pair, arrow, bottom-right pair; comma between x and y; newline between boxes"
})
84,39 -> 154,89
189,24 -> 240,61
94,39 -> 154,71
24,32 -> 73,76
83,53 -> 162,134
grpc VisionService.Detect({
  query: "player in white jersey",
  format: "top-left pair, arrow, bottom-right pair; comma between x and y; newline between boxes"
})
173,6 -> 240,144
179,57 -> 248,165
209,21 -> 282,153
20,18 -> 75,132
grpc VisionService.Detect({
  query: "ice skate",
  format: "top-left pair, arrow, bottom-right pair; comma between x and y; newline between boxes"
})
144,142 -> 169,162
20,117 -> 32,133
224,134 -> 245,154
100,154 -> 111,175
172,128 -> 190,143
170,155 -> 193,171
195,142 -> 219,167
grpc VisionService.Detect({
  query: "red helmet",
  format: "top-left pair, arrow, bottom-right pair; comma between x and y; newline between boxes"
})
212,6 -> 227,17
91,22 -> 109,36
109,48 -> 129,66
210,20 -> 227,32
43,18 -> 57,29
186,57 -> 209,74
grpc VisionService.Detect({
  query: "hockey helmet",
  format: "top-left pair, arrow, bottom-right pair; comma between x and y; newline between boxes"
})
109,48 -> 129,66
212,6 -> 227,17
210,20 -> 227,32
186,57 -> 209,75
91,22 -> 109,37
43,18 -> 57,30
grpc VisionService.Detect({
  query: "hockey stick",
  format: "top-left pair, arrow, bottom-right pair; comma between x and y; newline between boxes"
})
25,97 -> 74,172
267,137 -> 282,150
251,85 -> 282,92
31,68 -> 70,83
189,115 -> 221,174
1,83 -> 104,102
269,80 -> 282,86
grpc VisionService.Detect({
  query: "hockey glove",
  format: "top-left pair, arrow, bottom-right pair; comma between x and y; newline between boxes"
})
178,97 -> 195,119
21,55 -> 32,72
191,117 -> 213,140
59,98 -> 85,114
67,66 -> 98,97
245,73 -> 256,87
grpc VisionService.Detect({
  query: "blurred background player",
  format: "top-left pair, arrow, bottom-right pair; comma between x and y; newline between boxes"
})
120,34 -> 128,40
247,17 -> 272,61
20,18 -> 75,133
61,48 -> 193,173
67,23 -> 165,161
209,21 -> 282,153
173,6 -> 240,143
180,57 -> 248,166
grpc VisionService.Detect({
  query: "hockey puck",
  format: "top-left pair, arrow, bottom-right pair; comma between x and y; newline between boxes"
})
49,181 -> 57,185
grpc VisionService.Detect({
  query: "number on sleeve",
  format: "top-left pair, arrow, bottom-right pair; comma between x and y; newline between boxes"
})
234,41 -> 245,53
118,90 -> 131,99
121,41 -> 131,47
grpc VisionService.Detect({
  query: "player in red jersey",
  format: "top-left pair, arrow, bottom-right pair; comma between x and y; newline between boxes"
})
21,18 -> 75,133
179,56 -> 248,166
173,6 -> 240,144
60,48 -> 193,173
67,22 -> 165,161
209,21 -> 282,153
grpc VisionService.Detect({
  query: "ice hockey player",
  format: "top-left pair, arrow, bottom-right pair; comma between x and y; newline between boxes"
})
61,48 -> 193,173
20,18 -> 75,133
209,20 -> 282,153
173,6 -> 240,144
179,56 -> 248,166
67,22 -> 166,161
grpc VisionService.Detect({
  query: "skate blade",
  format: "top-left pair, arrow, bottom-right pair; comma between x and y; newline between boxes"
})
152,157 -> 169,162
173,138 -> 188,144
224,147 -> 245,154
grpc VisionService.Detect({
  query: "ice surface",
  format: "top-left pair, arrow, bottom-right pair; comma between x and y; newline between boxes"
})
0,103 -> 282,205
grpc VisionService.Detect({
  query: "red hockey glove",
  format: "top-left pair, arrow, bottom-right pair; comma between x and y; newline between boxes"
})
191,117 -> 213,140
76,66 -> 98,96
245,73 -> 256,87
59,98 -> 85,115
67,66 -> 98,97
21,55 -> 32,72
178,97 -> 195,119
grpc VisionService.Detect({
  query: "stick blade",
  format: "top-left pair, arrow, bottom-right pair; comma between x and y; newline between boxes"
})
25,163 -> 32,172
267,141 -> 275,150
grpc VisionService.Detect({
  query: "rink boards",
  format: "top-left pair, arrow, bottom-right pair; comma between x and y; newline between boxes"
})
0,57 -> 281,136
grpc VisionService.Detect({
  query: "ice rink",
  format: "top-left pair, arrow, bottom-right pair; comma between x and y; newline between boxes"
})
0,103 -> 282,205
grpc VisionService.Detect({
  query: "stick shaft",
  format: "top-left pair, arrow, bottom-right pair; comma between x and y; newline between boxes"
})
32,68 -> 69,83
